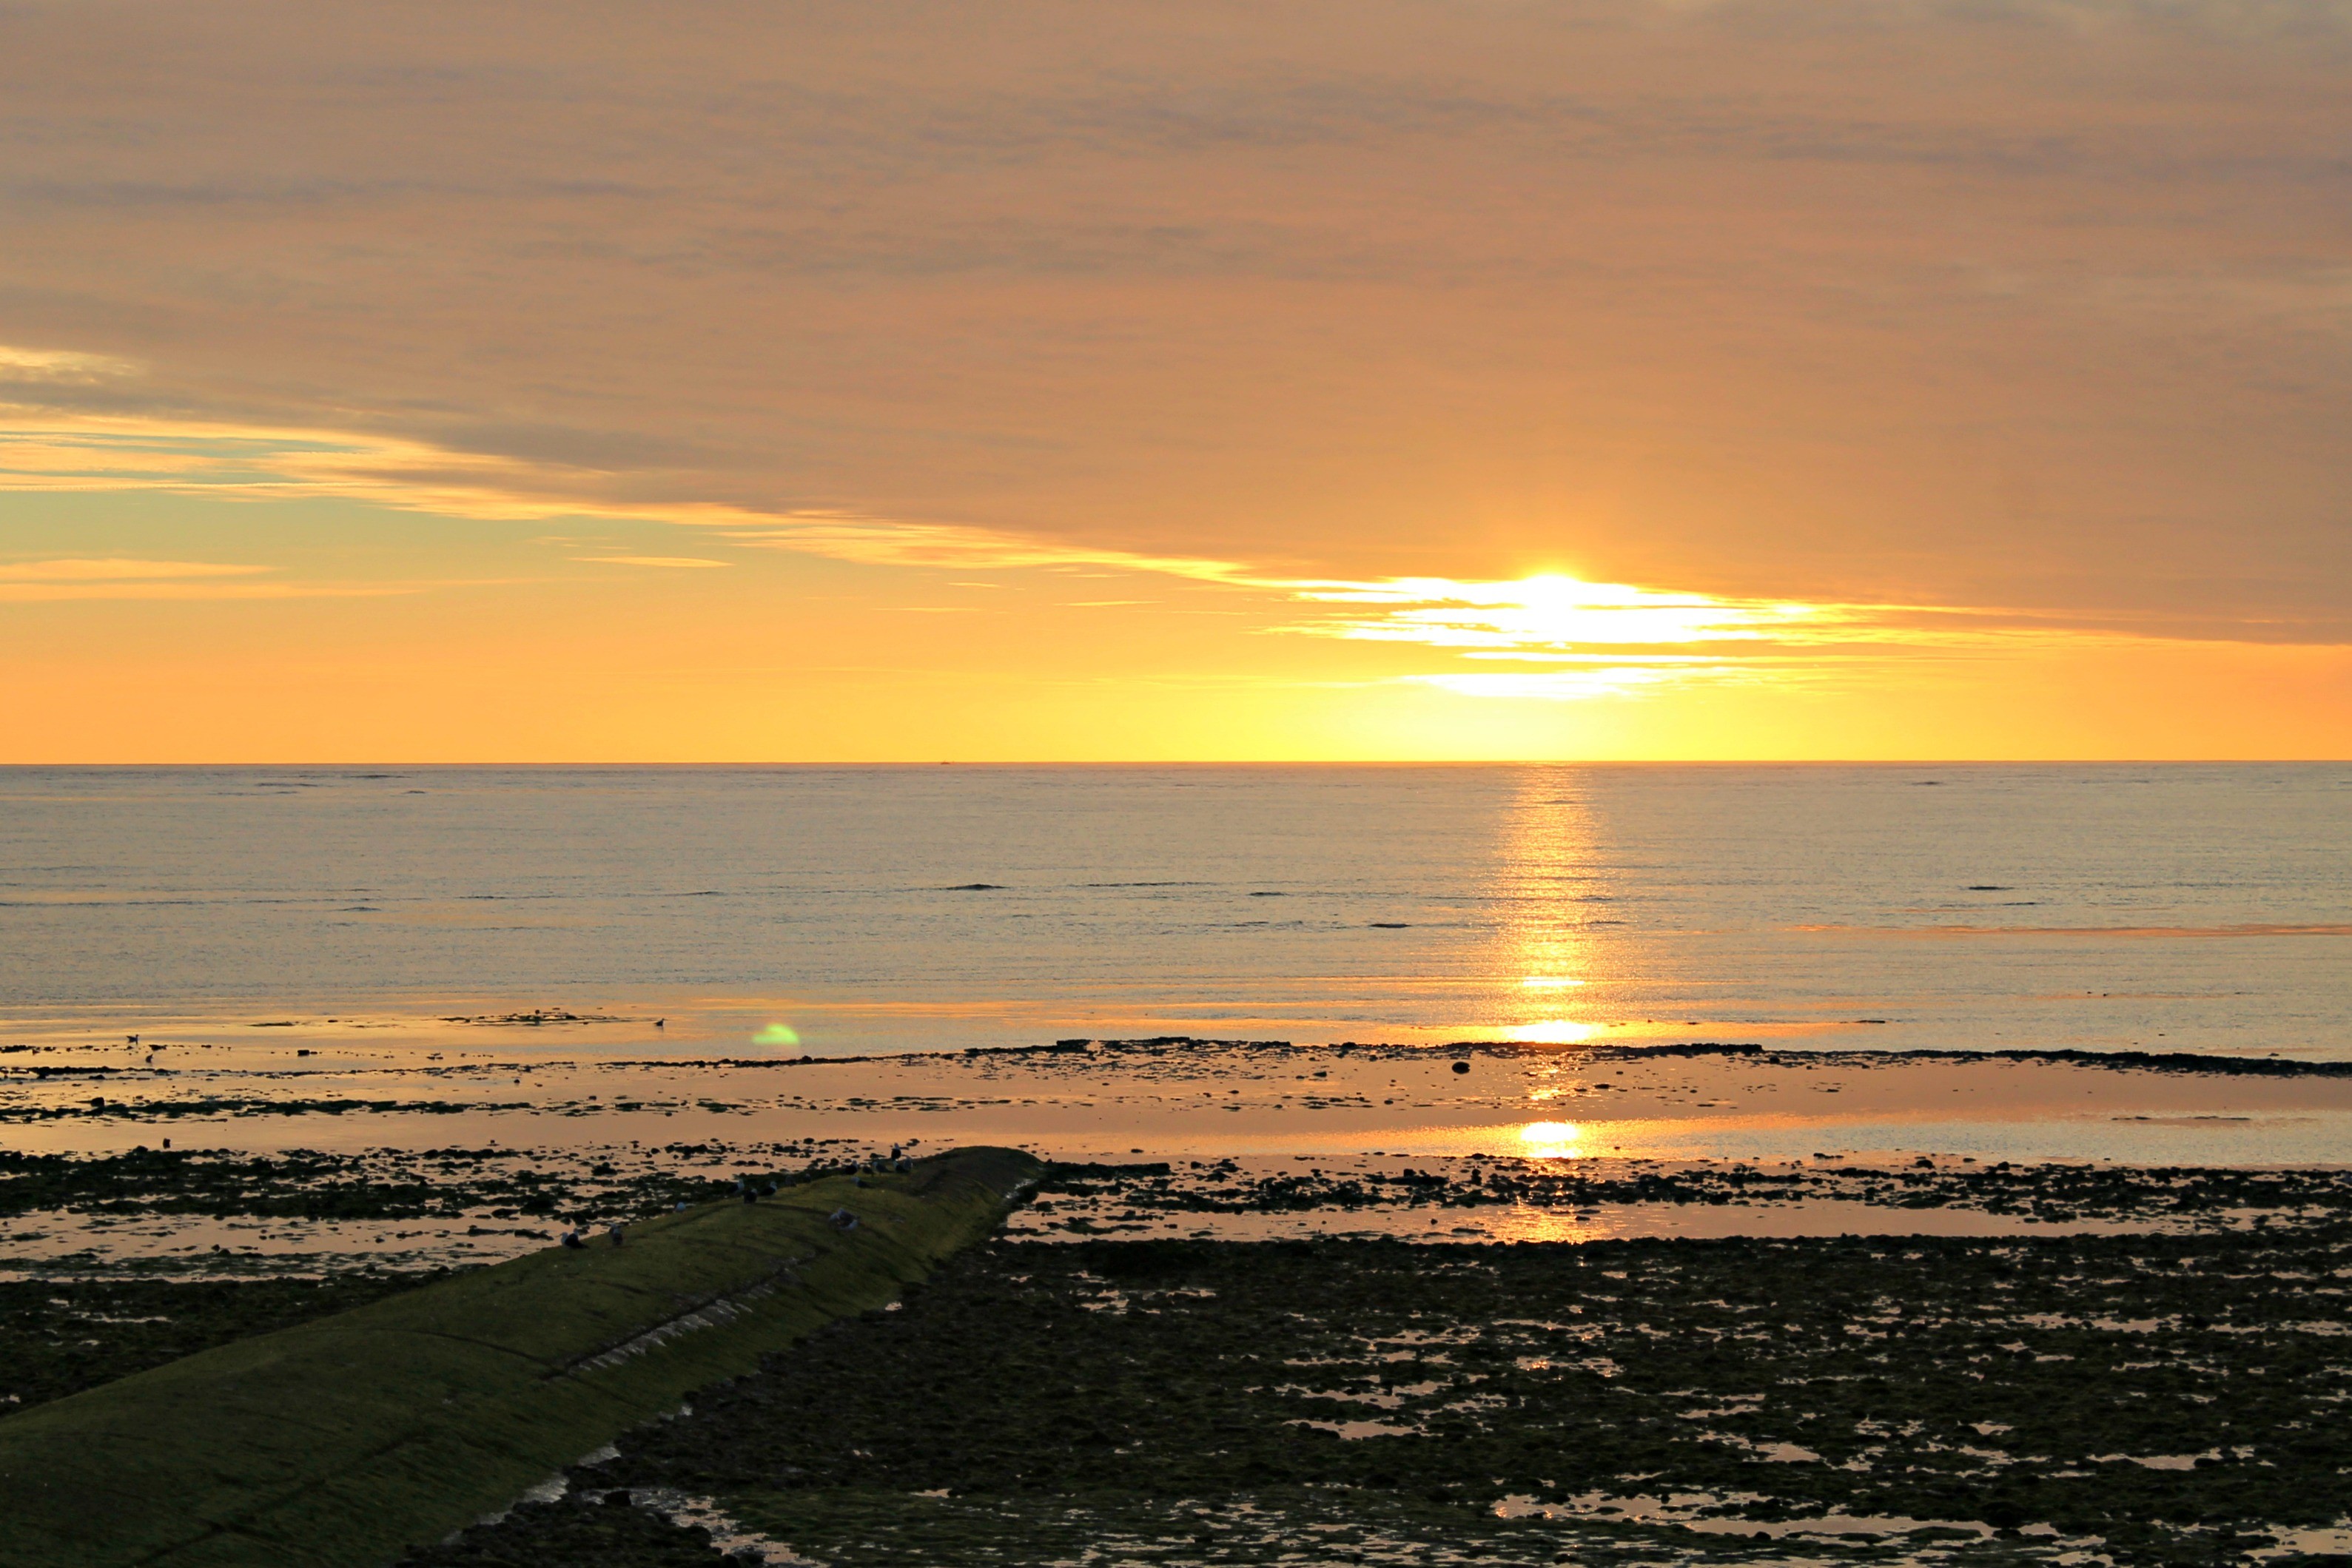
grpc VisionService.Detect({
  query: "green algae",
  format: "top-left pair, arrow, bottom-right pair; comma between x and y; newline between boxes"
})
0,1147 -> 1040,1568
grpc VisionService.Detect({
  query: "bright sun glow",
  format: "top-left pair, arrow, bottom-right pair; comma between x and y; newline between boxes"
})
1519,976 -> 1585,990
1519,1120 -> 1583,1157
1292,573 -> 1821,650
1282,573 -> 1833,702
1503,1019 -> 1598,1043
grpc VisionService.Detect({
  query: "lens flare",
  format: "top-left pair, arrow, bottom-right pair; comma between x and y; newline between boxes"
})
752,1023 -> 800,1047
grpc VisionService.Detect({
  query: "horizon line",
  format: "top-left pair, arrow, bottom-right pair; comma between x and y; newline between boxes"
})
1,758 -> 2344,770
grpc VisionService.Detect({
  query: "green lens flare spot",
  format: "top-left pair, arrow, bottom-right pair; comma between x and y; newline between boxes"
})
752,1023 -> 800,1047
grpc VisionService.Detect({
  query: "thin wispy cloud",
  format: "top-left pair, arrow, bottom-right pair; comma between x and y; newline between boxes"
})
0,558 -> 266,582
1285,576 -> 1824,650
574,556 -> 732,569
0,346 -> 144,385
1269,572 -> 2241,701
0,557 -> 417,602
0,400 -> 1252,585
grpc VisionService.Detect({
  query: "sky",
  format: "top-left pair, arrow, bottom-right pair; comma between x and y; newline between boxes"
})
1,0 -> 2348,760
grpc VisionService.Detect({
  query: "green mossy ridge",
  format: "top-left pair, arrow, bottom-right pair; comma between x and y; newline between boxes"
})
0,1145 -> 1040,1568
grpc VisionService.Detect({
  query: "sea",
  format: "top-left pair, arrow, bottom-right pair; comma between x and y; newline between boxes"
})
3,763 -> 2345,1061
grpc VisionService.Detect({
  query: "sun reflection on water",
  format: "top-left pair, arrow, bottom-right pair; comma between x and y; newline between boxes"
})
1519,1120 -> 1584,1158
1503,1019 -> 1599,1043
1484,773 -> 1611,1045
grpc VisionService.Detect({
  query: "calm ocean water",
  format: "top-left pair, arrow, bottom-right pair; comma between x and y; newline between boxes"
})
1,764 -> 2346,1060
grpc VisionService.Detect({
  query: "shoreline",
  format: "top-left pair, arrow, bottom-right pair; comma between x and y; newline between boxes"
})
9,1035 -> 2352,1168
6,1140 -> 2349,1564
8,1137 -> 2351,1282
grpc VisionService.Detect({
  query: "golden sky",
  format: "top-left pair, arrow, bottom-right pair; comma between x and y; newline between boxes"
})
1,0 -> 2347,759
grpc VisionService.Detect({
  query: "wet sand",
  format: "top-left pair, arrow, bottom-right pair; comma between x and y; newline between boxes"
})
8,1038 -> 2347,1276
7,1039 -> 2350,1565
401,1228 -> 2352,1568
9,1037 -> 2351,1165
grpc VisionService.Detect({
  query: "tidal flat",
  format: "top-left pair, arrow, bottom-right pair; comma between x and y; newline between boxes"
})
5,1042 -> 2351,1565
403,1226 -> 2352,1568
10,1134 -> 2349,1282
12,1039 -> 2352,1174
3,1145 -> 2350,1565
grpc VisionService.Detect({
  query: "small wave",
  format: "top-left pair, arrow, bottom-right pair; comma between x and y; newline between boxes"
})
1793,922 -> 2352,939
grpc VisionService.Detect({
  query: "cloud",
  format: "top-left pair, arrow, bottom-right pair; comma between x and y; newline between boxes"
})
2,1 -> 2350,644
0,558 -> 266,582
0,346 -> 144,385
574,555 -> 731,568
1269,571 -> 2286,701
0,556 -> 317,599
0,582 -> 407,601
1278,575 -> 1826,697
0,406 -> 1253,584
0,556 -> 446,602
1284,574 -> 1824,650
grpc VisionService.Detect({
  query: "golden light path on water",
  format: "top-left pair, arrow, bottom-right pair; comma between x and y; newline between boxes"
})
1503,1020 -> 1599,1043
1517,1120 -> 1584,1159
1483,769 -> 1609,1047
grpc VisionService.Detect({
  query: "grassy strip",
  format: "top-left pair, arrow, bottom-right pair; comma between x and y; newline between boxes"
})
0,1146 -> 1038,1568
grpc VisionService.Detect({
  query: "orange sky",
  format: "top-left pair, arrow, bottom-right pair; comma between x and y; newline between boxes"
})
1,0 -> 2347,759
